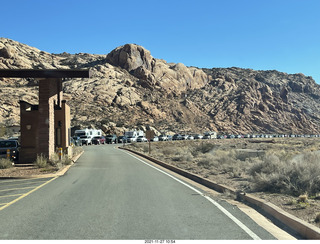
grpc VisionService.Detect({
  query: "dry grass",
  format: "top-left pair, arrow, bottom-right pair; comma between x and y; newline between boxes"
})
128,138 -> 320,197
0,158 -> 13,169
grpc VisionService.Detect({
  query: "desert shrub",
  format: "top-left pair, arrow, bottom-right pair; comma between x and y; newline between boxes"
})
249,151 -> 320,196
35,154 -> 48,168
49,152 -> 60,167
161,146 -> 176,156
195,149 -> 245,177
248,154 -> 282,176
61,155 -> 72,165
171,151 -> 194,162
49,151 -> 73,168
143,145 -> 149,153
192,143 -> 216,156
0,158 -> 13,169
172,150 -> 194,162
129,142 -> 138,148
197,153 -> 217,169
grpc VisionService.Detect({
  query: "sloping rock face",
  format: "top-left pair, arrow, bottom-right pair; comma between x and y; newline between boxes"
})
1,37 -> 320,134
106,44 -> 209,92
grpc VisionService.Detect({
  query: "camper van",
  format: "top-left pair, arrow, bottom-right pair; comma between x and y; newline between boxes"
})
124,130 -> 144,143
74,129 -> 102,145
203,131 -> 217,139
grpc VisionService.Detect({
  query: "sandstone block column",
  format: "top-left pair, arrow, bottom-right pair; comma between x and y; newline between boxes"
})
37,78 -> 62,159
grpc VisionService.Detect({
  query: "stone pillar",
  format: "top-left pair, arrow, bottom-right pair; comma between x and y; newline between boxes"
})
37,78 -> 62,159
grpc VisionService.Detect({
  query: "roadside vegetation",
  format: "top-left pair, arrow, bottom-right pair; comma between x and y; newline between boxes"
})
129,138 -> 320,196
34,146 -> 83,170
0,158 -> 13,169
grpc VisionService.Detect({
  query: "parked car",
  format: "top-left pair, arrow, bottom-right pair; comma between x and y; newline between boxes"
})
118,136 -> 128,143
172,134 -> 182,140
151,136 -> 159,142
187,135 -> 194,140
181,135 -> 188,140
194,134 -> 203,139
72,136 -> 81,146
8,137 -> 19,142
158,135 -> 168,141
203,134 -> 211,139
105,134 -> 117,144
0,140 -> 20,161
92,136 -> 106,145
217,135 -> 226,139
137,136 -> 148,142
127,136 -> 137,143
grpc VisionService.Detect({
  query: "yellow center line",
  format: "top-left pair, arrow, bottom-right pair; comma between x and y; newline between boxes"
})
0,203 -> 9,206
0,176 -> 58,211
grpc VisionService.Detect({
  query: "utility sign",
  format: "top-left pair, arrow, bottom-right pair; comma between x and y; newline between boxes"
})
146,130 -> 155,141
146,130 -> 155,154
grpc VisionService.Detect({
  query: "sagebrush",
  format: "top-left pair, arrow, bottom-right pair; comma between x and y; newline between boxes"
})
0,158 -> 13,169
127,139 -> 320,197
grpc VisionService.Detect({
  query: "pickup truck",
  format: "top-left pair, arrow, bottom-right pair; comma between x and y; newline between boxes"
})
0,140 -> 20,161
79,135 -> 92,145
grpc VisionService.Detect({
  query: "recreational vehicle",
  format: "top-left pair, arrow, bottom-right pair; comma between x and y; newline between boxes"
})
74,129 -> 102,145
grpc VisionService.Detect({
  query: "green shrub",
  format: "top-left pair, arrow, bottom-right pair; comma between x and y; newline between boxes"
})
0,158 -> 13,169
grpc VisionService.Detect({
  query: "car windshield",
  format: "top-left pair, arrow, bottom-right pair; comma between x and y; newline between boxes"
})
0,141 -> 17,148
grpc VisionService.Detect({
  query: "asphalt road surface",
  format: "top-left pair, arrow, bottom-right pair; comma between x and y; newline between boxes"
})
0,144 -> 278,240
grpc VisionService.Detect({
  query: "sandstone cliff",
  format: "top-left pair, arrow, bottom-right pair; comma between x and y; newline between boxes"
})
0,38 -> 320,135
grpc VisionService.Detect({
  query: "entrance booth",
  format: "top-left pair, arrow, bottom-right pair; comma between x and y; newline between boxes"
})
0,69 -> 91,163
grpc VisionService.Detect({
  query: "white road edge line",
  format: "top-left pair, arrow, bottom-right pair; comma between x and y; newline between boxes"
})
123,150 -> 261,240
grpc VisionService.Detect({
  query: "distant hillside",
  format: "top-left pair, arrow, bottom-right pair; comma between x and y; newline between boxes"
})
1,37 -> 320,135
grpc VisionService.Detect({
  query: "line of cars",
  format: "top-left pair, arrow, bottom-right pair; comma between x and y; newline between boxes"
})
132,132 -> 320,142
73,134 -> 119,146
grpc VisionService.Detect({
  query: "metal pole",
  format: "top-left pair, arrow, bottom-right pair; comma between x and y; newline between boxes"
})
58,147 -> 63,160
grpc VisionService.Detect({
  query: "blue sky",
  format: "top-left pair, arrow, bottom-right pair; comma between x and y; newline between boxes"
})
2,0 -> 320,83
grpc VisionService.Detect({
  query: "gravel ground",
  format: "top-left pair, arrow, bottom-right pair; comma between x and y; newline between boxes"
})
0,165 -> 58,178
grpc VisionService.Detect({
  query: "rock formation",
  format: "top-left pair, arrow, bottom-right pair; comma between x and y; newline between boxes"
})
1,37 -> 320,135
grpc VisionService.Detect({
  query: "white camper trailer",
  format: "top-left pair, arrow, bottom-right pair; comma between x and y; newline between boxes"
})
124,130 -> 144,142
203,131 -> 217,139
74,128 -> 102,145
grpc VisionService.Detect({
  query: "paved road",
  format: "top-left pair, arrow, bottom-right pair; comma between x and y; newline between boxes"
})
0,144 -> 277,240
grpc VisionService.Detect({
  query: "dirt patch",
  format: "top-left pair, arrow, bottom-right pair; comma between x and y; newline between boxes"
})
0,165 -> 59,178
